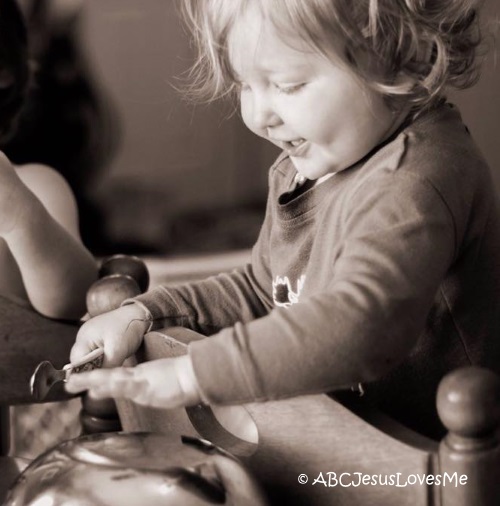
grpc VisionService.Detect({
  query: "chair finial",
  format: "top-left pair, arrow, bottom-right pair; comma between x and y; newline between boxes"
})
437,366 -> 500,438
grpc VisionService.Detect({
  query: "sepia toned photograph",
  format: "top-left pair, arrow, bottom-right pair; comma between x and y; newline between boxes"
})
0,0 -> 499,504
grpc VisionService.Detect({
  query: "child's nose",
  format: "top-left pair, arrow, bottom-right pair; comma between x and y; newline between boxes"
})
251,93 -> 281,131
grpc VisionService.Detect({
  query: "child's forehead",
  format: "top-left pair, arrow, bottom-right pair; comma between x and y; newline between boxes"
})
227,5 -> 325,74
225,2 -> 348,75
229,2 -> 310,46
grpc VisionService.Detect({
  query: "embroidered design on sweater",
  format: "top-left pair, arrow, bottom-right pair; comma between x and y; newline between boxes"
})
272,275 -> 306,307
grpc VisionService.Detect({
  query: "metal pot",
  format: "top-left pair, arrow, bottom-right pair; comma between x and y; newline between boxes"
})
5,432 -> 266,505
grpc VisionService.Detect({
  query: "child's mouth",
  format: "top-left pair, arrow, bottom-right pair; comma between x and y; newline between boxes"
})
283,138 -> 308,156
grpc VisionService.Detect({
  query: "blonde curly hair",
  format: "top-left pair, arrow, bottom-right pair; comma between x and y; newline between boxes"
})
180,0 -> 484,111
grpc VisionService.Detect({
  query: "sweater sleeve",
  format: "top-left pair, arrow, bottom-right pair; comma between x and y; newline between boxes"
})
188,171 -> 457,404
131,262 -> 270,335
132,172 -> 276,336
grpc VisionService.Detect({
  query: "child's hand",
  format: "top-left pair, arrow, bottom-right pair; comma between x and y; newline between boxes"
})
65,356 -> 201,408
0,152 -> 41,237
70,304 -> 151,368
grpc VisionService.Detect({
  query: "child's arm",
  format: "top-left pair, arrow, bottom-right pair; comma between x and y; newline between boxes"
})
130,262 -> 272,334
0,153 -> 97,319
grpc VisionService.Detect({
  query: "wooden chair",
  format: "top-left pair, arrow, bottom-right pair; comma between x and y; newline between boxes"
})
116,326 -> 500,506
1,253 -> 499,505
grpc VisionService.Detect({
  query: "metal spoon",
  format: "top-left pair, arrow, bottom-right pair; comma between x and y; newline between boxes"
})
30,348 -> 104,402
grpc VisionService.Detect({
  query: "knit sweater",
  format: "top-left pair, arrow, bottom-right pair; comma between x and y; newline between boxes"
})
134,102 -> 500,439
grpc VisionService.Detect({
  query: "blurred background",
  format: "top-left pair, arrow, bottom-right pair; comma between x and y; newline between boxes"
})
5,0 -> 499,258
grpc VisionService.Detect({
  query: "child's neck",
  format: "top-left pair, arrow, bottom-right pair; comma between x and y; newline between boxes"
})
380,105 -> 414,146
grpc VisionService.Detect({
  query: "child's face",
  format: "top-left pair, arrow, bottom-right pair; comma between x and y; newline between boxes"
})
228,6 -> 401,181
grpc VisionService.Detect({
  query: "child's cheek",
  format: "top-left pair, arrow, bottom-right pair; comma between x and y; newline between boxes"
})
240,95 -> 259,136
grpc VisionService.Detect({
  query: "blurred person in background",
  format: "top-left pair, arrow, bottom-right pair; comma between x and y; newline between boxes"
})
0,0 -> 96,319
2,0 -> 121,254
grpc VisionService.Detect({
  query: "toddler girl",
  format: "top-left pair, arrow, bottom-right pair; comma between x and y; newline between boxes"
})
67,0 -> 500,439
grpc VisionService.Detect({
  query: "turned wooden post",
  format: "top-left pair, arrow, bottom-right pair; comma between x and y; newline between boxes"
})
437,366 -> 500,506
80,395 -> 121,434
79,255 -> 150,435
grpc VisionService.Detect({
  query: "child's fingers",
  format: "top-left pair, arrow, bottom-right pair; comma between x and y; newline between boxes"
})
65,367 -> 145,399
71,306 -> 148,367
65,359 -> 190,409
71,318 -> 105,364
69,339 -> 94,364
64,369 -> 109,394
70,330 -> 127,368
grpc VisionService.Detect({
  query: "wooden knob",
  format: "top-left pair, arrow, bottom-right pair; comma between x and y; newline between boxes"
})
86,274 -> 141,317
99,254 -> 149,293
437,366 -> 500,438
82,394 -> 120,419
80,411 -> 122,434
80,258 -> 148,435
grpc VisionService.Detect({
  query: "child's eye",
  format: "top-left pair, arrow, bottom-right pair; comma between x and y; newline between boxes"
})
274,83 -> 305,95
